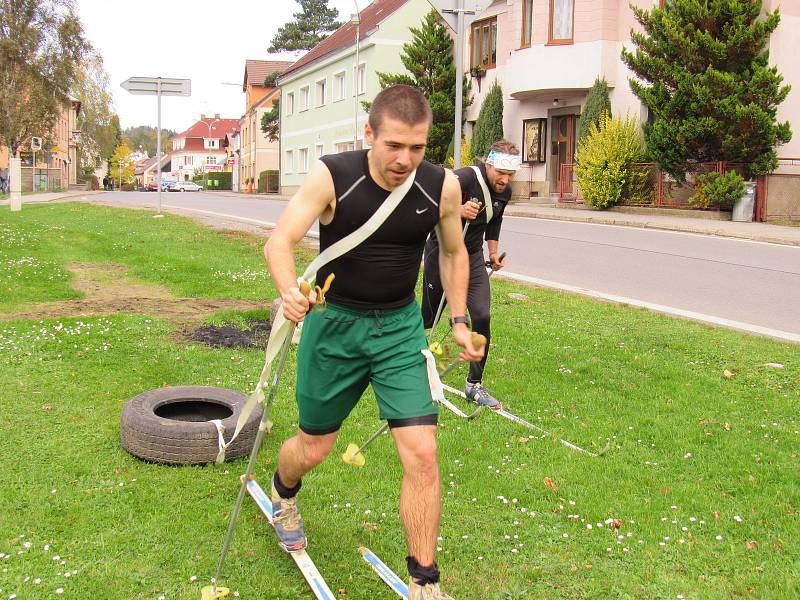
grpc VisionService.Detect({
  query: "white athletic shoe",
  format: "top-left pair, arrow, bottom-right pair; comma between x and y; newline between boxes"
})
465,381 -> 501,409
408,580 -> 455,600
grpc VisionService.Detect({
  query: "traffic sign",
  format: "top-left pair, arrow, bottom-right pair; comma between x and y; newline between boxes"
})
31,137 -> 42,151
427,0 -> 492,31
120,77 -> 191,97
227,157 -> 235,165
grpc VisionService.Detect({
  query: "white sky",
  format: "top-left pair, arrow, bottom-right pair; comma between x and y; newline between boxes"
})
76,0 -> 363,134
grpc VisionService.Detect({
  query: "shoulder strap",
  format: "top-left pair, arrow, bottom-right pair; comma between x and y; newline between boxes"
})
302,168 -> 417,282
470,166 -> 493,223
215,168 -> 418,463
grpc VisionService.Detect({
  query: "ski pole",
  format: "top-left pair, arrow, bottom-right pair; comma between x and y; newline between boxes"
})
211,278 -> 330,596
485,251 -> 506,278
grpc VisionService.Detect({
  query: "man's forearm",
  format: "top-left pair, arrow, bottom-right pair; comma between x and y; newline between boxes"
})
265,235 -> 299,297
487,240 -> 499,258
438,247 -> 469,317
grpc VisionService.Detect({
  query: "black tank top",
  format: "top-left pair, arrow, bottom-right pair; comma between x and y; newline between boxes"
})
317,150 -> 444,310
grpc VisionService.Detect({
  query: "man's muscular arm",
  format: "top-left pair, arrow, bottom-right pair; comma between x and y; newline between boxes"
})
264,161 -> 335,322
436,171 -> 483,362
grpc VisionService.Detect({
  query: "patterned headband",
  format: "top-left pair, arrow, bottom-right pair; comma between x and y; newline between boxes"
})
486,150 -> 521,171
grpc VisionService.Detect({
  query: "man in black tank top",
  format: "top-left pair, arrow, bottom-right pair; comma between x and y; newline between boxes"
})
422,140 -> 520,409
264,85 -> 482,599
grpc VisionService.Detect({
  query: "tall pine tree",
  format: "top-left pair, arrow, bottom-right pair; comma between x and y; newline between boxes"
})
470,82 -> 503,161
622,0 -> 791,178
268,0 -> 342,53
368,10 -> 471,165
578,77 -> 611,143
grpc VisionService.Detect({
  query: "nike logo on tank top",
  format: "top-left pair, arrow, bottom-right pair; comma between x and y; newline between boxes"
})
317,150 -> 444,310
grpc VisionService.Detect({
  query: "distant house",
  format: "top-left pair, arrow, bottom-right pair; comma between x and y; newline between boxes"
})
277,0 -> 431,194
170,114 -> 239,182
134,154 -> 171,187
464,0 -> 800,209
238,59 -> 293,191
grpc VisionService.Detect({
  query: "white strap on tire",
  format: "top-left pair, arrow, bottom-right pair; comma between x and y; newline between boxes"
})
470,166 -> 492,223
215,168 -> 419,463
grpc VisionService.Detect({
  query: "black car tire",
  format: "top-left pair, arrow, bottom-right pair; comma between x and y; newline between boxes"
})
120,386 -> 262,465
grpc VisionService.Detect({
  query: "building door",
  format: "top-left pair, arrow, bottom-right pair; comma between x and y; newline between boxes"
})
551,115 -> 576,193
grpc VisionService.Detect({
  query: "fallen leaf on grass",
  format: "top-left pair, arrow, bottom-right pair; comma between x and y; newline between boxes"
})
712,511 -> 720,520
362,522 -> 379,532
42,404 -> 52,411
724,423 -> 732,431
746,541 -> 758,551
543,477 -> 558,492
698,418 -> 711,425
518,437 -> 529,444
723,369 -> 734,379
773,540 -> 784,554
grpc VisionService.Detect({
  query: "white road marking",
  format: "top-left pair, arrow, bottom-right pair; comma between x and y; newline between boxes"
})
497,270 -> 800,344
161,205 -> 320,238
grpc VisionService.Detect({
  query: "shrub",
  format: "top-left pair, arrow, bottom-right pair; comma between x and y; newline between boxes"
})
85,175 -> 99,190
446,138 -> 472,169
205,172 -> 232,190
578,78 -> 611,143
470,82 -> 503,162
575,113 -> 646,209
121,183 -> 135,191
689,171 -> 745,209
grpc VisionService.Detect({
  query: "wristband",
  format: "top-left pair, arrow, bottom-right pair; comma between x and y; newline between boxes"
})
449,316 -> 470,327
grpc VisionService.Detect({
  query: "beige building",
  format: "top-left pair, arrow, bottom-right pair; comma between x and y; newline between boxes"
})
0,98 -> 81,190
238,59 -> 292,191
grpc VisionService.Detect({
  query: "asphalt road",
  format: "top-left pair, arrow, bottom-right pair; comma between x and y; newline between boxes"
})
94,191 -> 800,341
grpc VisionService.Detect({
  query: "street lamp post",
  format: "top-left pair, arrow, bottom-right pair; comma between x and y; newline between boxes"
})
352,2 -> 360,150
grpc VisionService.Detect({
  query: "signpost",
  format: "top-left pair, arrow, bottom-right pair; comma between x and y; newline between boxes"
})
426,0 -> 492,168
120,77 -> 191,215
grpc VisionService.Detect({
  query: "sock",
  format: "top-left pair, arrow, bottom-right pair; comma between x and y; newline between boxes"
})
466,378 -> 480,385
406,556 -> 440,585
272,470 -> 301,499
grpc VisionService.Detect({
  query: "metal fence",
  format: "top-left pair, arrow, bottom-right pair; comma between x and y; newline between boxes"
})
558,161 -> 762,213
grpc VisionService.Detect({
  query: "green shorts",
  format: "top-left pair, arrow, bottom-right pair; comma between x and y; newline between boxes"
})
295,300 -> 437,433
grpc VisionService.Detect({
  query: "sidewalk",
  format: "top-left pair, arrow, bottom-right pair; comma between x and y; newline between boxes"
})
3,189 -> 798,247
504,201 -> 800,247
0,189 -> 104,205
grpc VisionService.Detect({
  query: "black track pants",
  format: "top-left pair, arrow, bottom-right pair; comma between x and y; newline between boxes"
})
422,239 -> 490,383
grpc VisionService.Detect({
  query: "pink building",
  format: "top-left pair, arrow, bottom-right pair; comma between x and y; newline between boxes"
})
464,0 -> 799,210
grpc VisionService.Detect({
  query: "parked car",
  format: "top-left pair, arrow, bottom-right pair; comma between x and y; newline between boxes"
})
160,180 -> 177,191
168,181 -> 204,192
145,182 -> 158,192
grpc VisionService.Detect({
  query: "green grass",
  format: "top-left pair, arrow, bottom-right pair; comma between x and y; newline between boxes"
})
0,203 -> 798,599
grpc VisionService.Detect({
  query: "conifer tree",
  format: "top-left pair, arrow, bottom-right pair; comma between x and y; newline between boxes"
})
368,10 -> 471,165
622,0 -> 791,178
470,82 -> 503,161
578,77 -> 611,143
268,0 -> 342,53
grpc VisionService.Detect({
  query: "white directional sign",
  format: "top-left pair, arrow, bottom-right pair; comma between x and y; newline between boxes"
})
121,76 -> 191,215
120,77 -> 191,97
427,0 -> 493,31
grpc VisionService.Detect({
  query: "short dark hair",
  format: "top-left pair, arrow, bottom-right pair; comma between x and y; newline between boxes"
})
368,85 -> 433,135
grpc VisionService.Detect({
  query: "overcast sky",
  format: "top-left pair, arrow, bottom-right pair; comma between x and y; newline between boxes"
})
76,0 -> 364,134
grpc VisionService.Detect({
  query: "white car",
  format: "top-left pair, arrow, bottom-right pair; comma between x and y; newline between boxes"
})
169,181 -> 203,192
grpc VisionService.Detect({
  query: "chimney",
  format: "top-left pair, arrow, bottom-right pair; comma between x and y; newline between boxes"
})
214,113 -> 220,119
200,113 -> 206,120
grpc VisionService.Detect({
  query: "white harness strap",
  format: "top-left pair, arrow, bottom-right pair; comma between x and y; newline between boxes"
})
470,166 -> 493,223
215,168 -> 419,463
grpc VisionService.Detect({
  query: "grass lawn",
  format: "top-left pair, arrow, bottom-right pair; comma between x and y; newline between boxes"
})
0,203 -> 798,600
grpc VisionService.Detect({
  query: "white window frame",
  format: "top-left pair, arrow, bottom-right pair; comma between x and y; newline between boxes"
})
206,156 -> 216,165
353,62 -> 366,96
284,149 -> 294,174
298,146 -> 310,173
285,91 -> 295,116
299,85 -> 310,111
315,77 -> 327,107
335,140 -> 355,153
315,142 -> 324,159
204,139 -> 218,149
332,70 -> 346,102
185,155 -> 193,166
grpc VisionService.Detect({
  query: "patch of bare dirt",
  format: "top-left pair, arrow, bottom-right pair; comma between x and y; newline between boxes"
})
1,262 -> 267,329
188,320 -> 271,349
